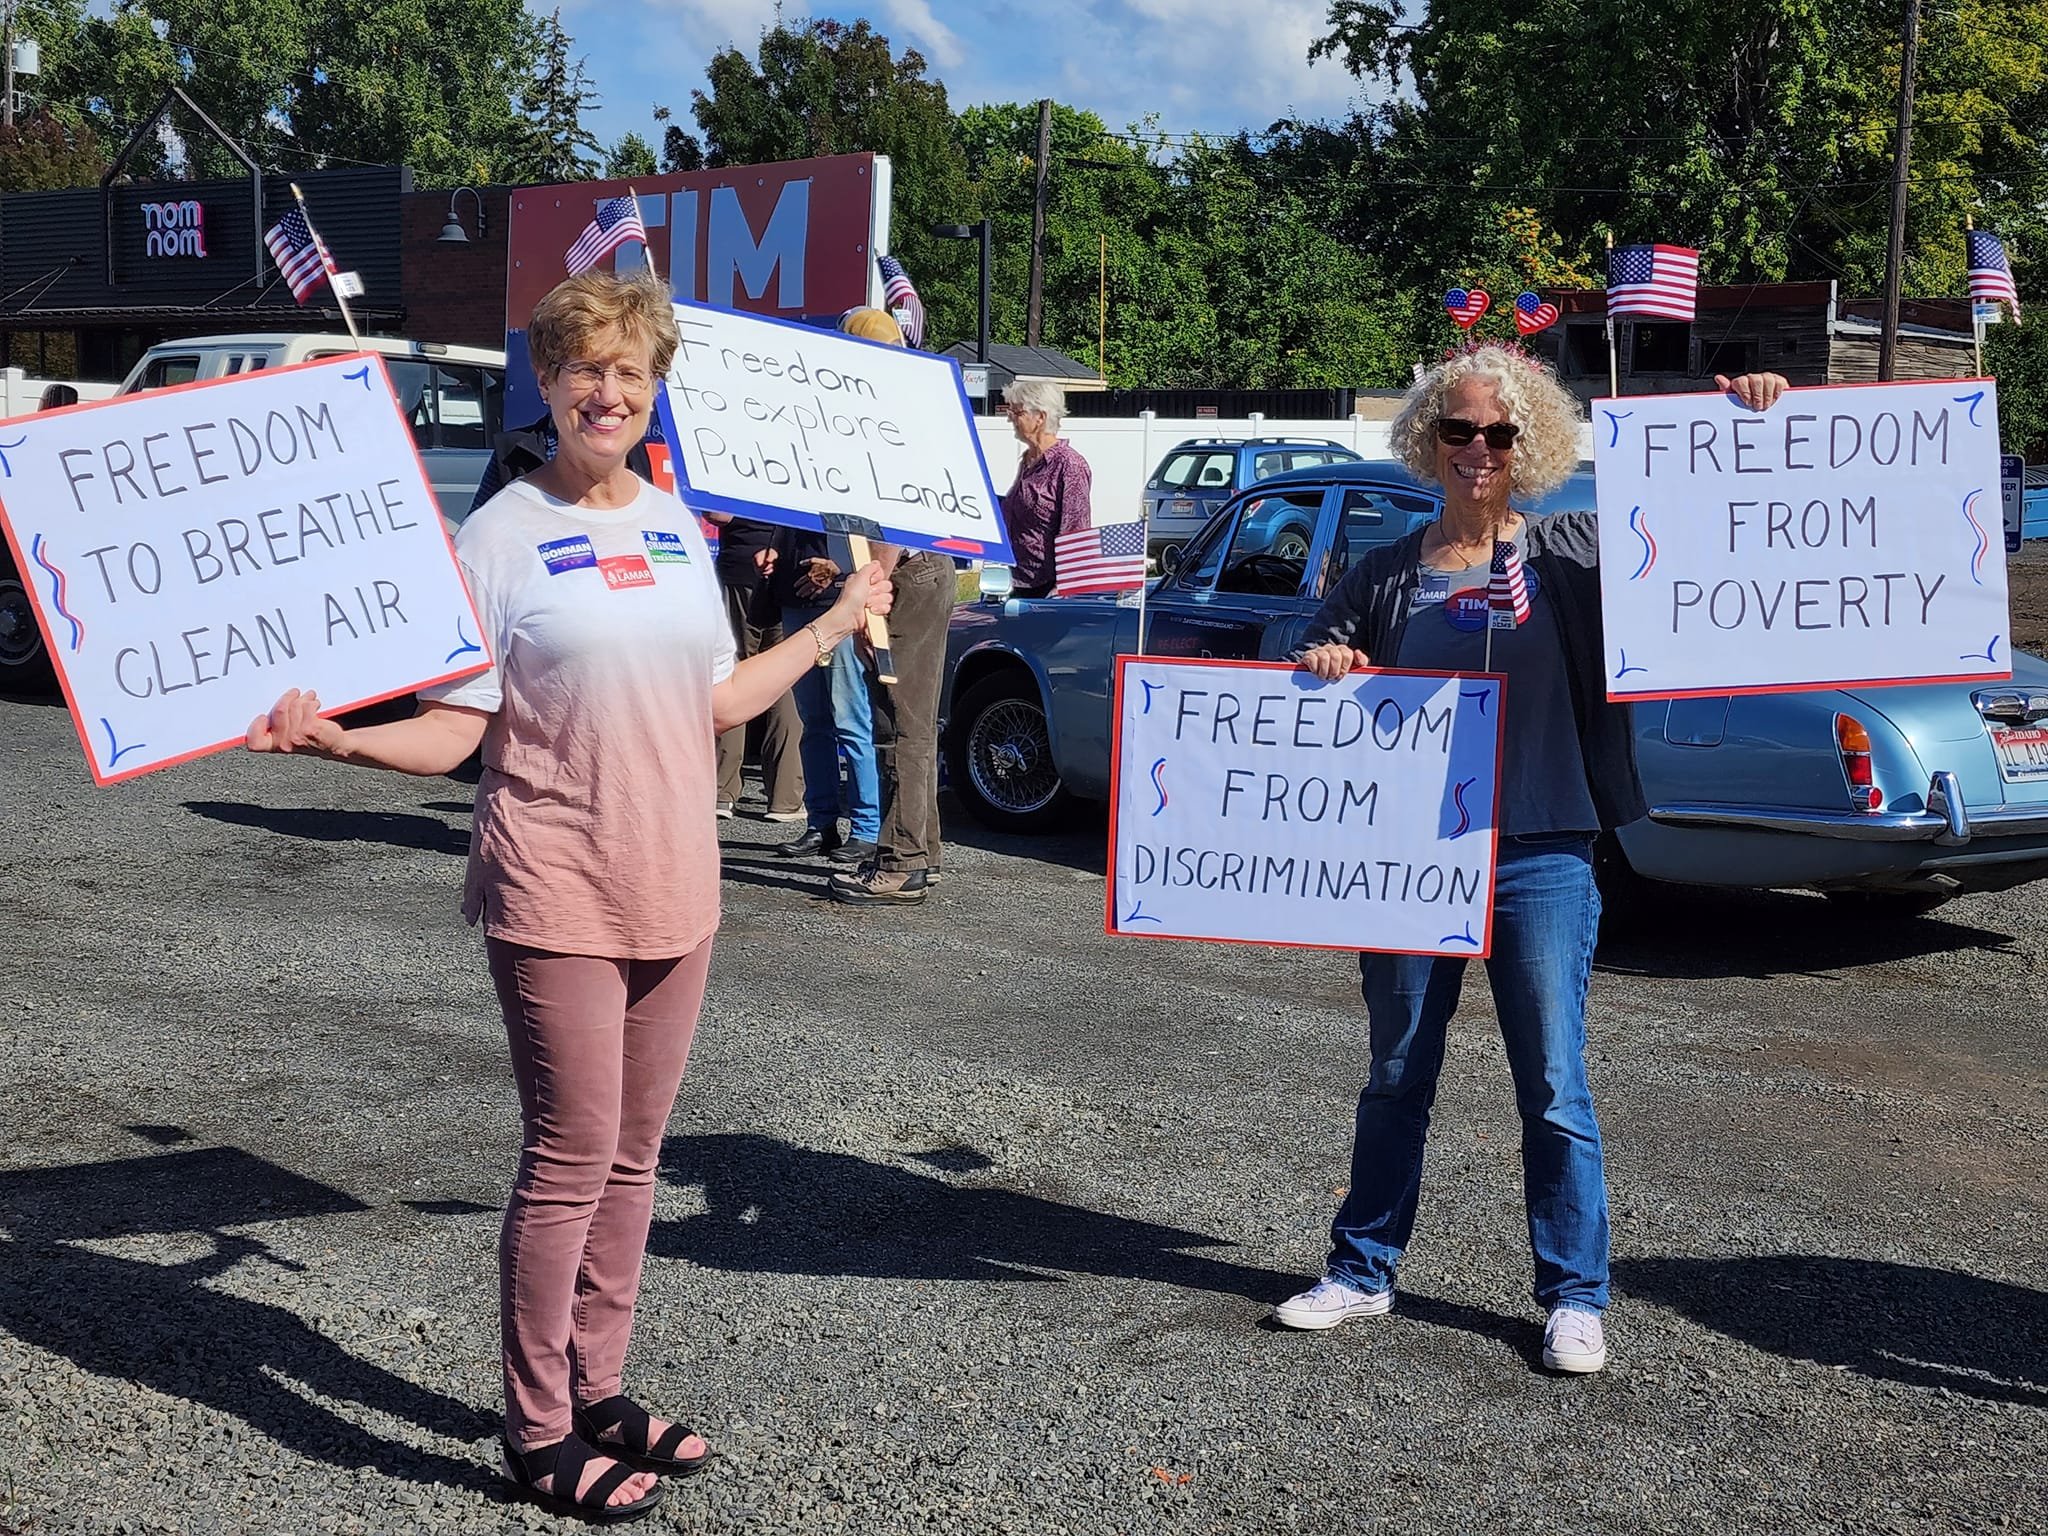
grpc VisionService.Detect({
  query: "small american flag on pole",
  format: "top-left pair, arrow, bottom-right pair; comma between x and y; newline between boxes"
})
878,253 -> 926,348
1054,520 -> 1147,596
264,208 -> 338,303
1606,242 -> 1700,321
565,196 -> 647,275
1968,229 -> 2021,322
1488,538 -> 1531,627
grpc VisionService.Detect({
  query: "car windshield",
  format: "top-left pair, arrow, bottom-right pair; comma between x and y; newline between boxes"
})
1174,488 -> 1325,597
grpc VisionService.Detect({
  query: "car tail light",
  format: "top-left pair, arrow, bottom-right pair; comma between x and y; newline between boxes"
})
1835,714 -> 1883,812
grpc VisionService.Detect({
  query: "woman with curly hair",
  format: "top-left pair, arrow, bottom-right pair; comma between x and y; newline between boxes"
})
1272,344 -> 1787,1375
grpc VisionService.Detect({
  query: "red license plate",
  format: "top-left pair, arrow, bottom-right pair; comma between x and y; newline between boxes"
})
1990,724 -> 2048,782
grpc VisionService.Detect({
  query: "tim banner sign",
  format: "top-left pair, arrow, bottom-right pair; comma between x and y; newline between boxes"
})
1107,657 -> 1504,956
0,356 -> 486,784
1593,378 -> 2012,699
656,300 -> 1009,563
503,155 -> 892,422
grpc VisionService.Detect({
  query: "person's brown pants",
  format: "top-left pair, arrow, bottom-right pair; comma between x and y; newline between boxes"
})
487,937 -> 713,1448
715,582 -> 803,812
867,553 -> 952,872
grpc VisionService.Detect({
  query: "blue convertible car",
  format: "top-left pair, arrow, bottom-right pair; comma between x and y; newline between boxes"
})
941,461 -> 2048,913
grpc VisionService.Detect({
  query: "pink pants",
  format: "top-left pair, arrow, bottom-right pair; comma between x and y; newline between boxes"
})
486,937 -> 712,1447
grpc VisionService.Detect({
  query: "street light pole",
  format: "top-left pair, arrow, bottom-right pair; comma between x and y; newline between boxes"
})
1879,0 -> 1923,383
932,219 -> 992,366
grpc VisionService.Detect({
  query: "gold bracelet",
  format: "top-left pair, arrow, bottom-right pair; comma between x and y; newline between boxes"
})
804,621 -> 834,668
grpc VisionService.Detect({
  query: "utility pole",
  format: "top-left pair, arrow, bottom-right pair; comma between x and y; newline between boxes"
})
1878,0 -> 1923,383
1026,97 -> 1051,348
3,0 -> 16,131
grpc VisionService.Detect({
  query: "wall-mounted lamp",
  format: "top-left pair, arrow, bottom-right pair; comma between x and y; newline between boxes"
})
437,186 -> 486,244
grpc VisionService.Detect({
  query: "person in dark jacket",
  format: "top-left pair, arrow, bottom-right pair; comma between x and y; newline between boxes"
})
469,413 -> 654,513
1271,342 -> 1788,1377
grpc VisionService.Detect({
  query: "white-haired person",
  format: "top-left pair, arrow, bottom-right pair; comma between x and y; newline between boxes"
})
997,378 -> 1092,597
1275,344 -> 1787,1375
246,269 -> 891,1520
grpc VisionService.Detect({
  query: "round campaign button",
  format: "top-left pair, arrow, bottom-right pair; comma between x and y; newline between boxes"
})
1442,567 -> 1539,631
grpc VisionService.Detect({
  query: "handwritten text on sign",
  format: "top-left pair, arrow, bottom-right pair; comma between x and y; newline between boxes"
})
0,355 -> 486,783
1593,378 -> 2010,698
657,299 -> 1012,563
1108,658 -> 1503,956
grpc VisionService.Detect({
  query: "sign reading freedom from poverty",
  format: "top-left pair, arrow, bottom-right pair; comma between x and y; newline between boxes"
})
0,356 -> 487,784
1107,657 -> 1504,956
1593,377 -> 2011,699
656,298 -> 1012,563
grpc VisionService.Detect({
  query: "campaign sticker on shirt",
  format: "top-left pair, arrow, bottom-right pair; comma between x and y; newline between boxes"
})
1416,570 -> 1454,605
538,534 -> 597,576
599,554 -> 657,591
1444,567 -> 1540,632
642,530 -> 691,564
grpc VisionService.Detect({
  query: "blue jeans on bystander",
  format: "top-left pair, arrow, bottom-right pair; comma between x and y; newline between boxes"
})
786,605 -> 881,843
1328,833 -> 1609,1312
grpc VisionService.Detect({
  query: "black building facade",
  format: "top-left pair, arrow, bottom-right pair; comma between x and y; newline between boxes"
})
0,165 -> 409,383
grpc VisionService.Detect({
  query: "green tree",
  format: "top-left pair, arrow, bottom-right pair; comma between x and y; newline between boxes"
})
508,6 -> 602,182
652,105 -> 703,173
605,131 -> 656,180
690,17 -> 972,344
0,111 -> 108,191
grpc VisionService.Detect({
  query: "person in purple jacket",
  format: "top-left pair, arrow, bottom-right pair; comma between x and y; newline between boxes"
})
997,380 -> 1092,597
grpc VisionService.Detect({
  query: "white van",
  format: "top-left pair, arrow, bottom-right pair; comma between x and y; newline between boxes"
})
117,332 -> 508,527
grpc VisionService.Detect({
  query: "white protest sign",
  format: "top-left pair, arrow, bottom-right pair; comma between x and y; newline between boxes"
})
656,298 -> 1012,563
1593,378 -> 2011,700
1108,657 -> 1503,956
0,355 -> 487,784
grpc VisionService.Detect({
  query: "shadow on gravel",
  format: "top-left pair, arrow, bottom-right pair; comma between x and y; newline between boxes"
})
1619,1254 -> 2048,1407
1595,886 -> 2017,981
937,793 -> 1109,877
650,1133 -> 1298,1301
184,800 -> 471,856
0,1145 -> 496,1491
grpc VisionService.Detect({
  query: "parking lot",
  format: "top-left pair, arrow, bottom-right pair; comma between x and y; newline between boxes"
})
0,683 -> 2044,1535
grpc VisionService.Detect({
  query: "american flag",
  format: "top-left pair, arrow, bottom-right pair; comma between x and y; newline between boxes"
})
565,196 -> 648,275
878,253 -> 926,348
1968,230 -> 2020,322
263,208 -> 338,304
1054,520 -> 1147,596
1489,538 -> 1530,626
1606,242 -> 1700,321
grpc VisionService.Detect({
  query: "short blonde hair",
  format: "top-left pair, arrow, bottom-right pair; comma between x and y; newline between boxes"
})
840,306 -> 905,345
1389,345 -> 1582,500
528,269 -> 678,379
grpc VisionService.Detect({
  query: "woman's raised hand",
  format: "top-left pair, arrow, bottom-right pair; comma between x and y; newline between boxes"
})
247,689 -> 345,756
1297,643 -> 1371,682
1715,372 -> 1790,411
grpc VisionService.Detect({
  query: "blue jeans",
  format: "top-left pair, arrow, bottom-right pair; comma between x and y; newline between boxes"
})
1328,835 -> 1609,1312
785,605 -> 880,842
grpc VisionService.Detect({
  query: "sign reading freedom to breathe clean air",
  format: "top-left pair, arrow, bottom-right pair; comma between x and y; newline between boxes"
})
656,298 -> 1012,563
0,355 -> 487,785
1107,657 -> 1504,957
1593,377 -> 2011,699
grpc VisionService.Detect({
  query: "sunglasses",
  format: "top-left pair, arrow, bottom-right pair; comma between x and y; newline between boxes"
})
1436,417 -> 1522,449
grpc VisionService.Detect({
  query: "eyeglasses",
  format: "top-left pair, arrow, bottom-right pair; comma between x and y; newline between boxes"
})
1435,417 -> 1522,449
557,360 -> 653,394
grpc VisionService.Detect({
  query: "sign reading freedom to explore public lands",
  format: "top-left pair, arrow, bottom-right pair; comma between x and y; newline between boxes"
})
1108,657 -> 1504,957
1593,377 -> 2011,699
657,298 -> 1012,563
0,356 -> 487,784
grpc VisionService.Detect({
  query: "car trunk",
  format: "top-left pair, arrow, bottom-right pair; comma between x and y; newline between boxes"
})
1846,651 -> 2048,810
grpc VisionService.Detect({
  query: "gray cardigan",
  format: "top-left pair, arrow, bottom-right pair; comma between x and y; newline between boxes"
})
1296,510 -> 1647,832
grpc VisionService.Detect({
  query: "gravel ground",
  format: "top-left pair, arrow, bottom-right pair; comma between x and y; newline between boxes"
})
0,691 -> 2043,1536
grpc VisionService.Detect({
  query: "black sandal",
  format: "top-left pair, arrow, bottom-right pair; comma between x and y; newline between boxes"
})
500,1433 -> 664,1523
573,1394 -> 713,1476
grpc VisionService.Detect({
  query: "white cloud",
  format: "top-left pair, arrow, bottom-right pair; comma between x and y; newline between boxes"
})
877,0 -> 968,69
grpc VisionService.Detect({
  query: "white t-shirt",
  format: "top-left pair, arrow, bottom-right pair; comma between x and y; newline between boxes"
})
422,478 -> 736,959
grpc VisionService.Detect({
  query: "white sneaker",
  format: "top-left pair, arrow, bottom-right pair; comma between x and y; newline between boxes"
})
1542,1306 -> 1608,1373
1271,1276 -> 1394,1331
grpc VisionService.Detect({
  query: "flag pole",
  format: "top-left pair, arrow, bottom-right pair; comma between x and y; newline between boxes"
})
1135,503 -> 1152,656
290,182 -> 360,345
1967,214 -> 1986,373
1604,233 -> 1620,398
626,185 -> 658,282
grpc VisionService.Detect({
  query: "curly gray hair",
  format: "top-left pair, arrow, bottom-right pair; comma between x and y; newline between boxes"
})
1002,378 -> 1066,431
1389,345 -> 1583,500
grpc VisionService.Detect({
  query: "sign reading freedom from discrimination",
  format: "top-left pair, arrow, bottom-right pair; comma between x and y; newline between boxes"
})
0,356 -> 487,784
1593,377 -> 2011,699
656,298 -> 1013,564
1107,658 -> 1504,957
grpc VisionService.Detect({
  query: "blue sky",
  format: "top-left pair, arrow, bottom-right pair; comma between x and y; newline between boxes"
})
564,1 -> 1369,157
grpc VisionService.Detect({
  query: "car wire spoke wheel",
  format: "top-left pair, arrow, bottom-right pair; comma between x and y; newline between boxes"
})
966,697 -> 1062,815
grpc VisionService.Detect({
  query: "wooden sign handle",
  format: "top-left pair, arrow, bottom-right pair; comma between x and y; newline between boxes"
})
845,534 -> 897,684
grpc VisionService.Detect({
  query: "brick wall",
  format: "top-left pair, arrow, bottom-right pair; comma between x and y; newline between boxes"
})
397,186 -> 513,350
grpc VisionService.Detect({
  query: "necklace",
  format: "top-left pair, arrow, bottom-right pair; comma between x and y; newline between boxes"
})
1425,514 -> 1518,569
